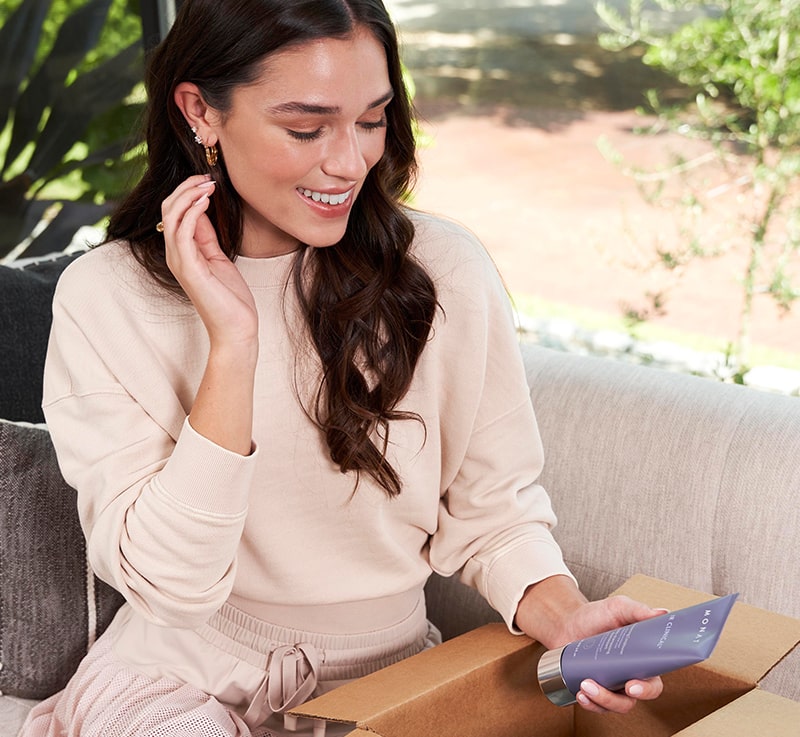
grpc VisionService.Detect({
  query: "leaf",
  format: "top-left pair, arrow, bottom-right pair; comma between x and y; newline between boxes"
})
26,41 -> 143,181
20,201 -> 111,259
4,0 -> 114,173
43,139 -> 138,185
0,181 -> 51,258
0,0 -> 53,165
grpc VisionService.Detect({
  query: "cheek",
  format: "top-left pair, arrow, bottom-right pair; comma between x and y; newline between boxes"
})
229,141 -> 308,188
365,133 -> 388,169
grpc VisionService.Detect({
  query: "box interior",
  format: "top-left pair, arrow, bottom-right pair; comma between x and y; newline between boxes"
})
289,575 -> 800,737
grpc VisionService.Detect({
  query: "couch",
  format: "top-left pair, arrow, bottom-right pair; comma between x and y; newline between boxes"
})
2,254 -> 799,736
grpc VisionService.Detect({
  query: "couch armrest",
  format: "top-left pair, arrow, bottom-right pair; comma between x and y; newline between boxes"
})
0,695 -> 37,737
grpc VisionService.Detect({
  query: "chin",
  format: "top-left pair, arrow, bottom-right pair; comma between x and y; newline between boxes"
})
301,227 -> 350,250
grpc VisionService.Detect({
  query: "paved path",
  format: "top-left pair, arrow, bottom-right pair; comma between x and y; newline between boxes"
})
385,0 -> 800,361
386,0 -> 689,36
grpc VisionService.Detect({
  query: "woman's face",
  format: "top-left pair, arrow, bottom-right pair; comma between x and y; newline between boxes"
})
207,28 -> 392,258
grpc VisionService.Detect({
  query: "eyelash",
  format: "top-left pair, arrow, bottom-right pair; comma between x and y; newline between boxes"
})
287,118 -> 387,142
288,129 -> 323,142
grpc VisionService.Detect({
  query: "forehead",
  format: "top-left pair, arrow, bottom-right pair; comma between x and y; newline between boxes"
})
242,28 -> 391,108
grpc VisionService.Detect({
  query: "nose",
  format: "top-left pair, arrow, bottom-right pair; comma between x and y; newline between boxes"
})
321,128 -> 369,181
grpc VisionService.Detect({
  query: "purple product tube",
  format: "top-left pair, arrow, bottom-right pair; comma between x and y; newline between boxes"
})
537,592 -> 739,706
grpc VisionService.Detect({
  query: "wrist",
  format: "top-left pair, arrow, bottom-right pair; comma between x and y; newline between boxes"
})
515,575 -> 588,648
189,343 -> 257,456
207,336 -> 259,367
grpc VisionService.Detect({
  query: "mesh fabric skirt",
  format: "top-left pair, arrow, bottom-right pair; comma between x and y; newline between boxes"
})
21,591 -> 439,737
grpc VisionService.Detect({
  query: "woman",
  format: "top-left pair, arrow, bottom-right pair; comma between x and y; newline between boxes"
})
23,1 -> 663,735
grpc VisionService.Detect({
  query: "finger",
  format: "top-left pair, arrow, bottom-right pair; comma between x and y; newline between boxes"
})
162,174 -> 212,206
166,181 -> 216,249
176,181 -> 215,230
577,680 -> 636,715
180,186 -> 221,259
159,175 -> 214,232
191,193 -> 227,261
626,676 -> 663,701
606,596 -> 670,627
167,184 -> 217,279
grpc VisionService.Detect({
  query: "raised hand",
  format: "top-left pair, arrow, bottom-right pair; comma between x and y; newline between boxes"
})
159,174 -> 258,455
160,174 -> 258,349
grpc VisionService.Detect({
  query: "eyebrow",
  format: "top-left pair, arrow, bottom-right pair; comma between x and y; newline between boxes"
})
268,90 -> 395,117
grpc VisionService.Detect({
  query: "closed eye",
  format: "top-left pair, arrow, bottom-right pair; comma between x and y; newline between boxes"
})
287,128 -> 323,142
360,117 -> 387,131
287,118 -> 386,142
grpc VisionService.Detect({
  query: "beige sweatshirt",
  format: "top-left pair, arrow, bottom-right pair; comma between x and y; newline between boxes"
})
43,211 -> 572,634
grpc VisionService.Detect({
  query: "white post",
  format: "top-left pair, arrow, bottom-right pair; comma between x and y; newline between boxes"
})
157,0 -> 178,38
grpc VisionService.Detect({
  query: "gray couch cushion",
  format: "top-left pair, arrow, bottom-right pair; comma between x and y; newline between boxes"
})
0,254 -> 79,424
0,420 -> 124,699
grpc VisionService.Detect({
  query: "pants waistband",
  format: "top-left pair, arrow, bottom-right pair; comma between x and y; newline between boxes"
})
198,588 -> 429,680
195,589 -> 432,729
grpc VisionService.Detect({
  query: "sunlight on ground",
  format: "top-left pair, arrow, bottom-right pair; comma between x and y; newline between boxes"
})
512,293 -> 800,371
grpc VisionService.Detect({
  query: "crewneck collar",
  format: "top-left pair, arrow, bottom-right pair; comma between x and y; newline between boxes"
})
234,249 -> 299,288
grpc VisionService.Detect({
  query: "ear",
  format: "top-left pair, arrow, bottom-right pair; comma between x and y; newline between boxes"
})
174,82 -> 220,145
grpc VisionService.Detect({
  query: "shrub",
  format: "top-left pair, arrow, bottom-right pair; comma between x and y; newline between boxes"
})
597,0 -> 800,367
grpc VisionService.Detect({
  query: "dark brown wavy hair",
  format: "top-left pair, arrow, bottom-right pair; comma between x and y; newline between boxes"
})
106,0 -> 437,497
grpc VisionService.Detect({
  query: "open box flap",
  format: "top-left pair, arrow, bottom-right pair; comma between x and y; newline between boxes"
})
288,624 -> 531,724
290,576 -> 799,736
672,688 -> 800,736
289,623 -> 572,737
613,575 -> 800,686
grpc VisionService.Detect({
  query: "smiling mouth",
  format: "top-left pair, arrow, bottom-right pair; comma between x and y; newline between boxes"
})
297,188 -> 354,206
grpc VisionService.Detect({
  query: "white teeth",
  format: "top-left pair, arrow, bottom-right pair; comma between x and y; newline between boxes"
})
299,188 -> 352,206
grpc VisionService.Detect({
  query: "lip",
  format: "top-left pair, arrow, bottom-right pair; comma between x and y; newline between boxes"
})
296,187 -> 355,218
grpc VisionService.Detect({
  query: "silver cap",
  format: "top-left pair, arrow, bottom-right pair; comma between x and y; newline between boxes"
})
537,646 -> 576,707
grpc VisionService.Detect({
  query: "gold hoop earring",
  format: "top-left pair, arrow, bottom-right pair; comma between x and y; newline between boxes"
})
205,144 -> 218,167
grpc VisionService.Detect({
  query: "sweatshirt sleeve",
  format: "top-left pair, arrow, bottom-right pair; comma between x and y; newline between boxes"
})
42,254 -> 255,629
421,220 -> 576,632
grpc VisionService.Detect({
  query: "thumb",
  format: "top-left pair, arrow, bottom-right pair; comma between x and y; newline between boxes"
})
609,595 -> 670,625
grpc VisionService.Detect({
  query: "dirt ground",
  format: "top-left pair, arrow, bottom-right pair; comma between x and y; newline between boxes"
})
409,101 -> 800,361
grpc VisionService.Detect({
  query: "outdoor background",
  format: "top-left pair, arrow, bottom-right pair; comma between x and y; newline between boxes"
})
383,0 -> 800,376
2,0 -> 799,381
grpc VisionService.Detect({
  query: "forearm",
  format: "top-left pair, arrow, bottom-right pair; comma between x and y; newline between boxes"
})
189,342 -> 258,456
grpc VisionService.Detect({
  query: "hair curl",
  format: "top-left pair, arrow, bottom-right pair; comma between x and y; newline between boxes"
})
106,0 -> 437,497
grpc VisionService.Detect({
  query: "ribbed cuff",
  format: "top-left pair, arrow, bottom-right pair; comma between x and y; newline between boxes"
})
482,538 -> 576,634
157,417 -> 257,516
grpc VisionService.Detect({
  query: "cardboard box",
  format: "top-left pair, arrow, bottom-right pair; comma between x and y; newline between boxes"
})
289,575 -> 800,736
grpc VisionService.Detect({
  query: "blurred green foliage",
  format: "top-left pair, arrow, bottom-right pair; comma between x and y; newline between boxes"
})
597,0 -> 800,368
0,0 -> 141,68
0,0 -> 144,259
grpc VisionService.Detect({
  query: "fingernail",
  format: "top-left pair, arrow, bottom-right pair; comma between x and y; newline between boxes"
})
576,693 -> 590,706
580,680 -> 599,697
196,180 -> 215,189
192,192 -> 209,206
629,684 -> 644,697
